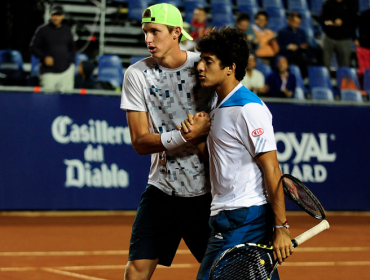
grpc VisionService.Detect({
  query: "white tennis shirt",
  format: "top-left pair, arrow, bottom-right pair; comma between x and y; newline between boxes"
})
120,52 -> 213,197
208,83 -> 277,216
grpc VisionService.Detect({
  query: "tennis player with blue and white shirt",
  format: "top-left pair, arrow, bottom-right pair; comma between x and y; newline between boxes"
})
178,27 -> 293,280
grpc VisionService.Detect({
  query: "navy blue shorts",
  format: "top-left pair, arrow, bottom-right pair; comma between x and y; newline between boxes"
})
197,204 -> 279,280
129,185 -> 212,266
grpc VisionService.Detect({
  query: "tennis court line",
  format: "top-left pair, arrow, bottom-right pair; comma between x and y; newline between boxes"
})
1,247 -> 369,257
1,211 -> 370,217
42,267 -> 108,280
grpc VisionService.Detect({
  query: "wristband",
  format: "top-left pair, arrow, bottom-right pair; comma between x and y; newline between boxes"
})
274,220 -> 290,229
161,130 -> 187,150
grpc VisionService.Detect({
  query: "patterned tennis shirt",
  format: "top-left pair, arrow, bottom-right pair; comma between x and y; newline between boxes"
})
121,51 -> 213,197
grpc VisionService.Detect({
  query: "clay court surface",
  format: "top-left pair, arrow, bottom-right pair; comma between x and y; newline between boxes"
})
0,211 -> 369,280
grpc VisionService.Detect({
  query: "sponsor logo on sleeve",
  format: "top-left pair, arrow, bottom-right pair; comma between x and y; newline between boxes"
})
252,128 -> 264,137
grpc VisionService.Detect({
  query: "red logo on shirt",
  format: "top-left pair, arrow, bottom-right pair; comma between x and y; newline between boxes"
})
252,128 -> 264,137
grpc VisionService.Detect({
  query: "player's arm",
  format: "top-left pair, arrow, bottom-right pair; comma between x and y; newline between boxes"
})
126,110 -> 163,155
176,113 -> 210,160
255,150 -> 293,264
127,110 -> 210,156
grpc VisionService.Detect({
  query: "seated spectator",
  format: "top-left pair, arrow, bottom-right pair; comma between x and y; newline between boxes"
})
75,61 -> 96,89
190,8 -> 209,41
180,22 -> 197,51
235,13 -> 257,50
320,0 -> 358,70
241,55 -> 266,95
277,12 -> 309,78
264,56 -> 296,98
252,11 -> 279,66
355,3 -> 370,86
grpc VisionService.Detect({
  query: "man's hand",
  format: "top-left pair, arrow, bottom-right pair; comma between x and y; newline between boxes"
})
300,43 -> 308,49
334,18 -> 343,26
176,112 -> 210,144
287,44 -> 298,51
44,56 -> 54,66
273,228 -> 293,264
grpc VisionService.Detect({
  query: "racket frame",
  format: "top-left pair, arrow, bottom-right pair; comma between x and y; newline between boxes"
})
281,174 -> 326,220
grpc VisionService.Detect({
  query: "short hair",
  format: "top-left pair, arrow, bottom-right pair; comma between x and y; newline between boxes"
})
236,13 -> 251,23
142,9 -> 182,42
255,11 -> 269,20
196,27 -> 250,81
288,11 -> 302,20
194,7 -> 206,13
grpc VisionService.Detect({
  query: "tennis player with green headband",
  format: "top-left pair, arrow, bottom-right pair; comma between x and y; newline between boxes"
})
120,3 -> 215,280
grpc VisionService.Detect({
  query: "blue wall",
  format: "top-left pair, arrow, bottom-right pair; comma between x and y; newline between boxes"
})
0,91 -> 369,210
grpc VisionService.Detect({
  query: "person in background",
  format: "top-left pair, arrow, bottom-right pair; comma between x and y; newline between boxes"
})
30,5 -> 75,91
355,3 -> 370,86
277,12 -> 309,78
241,55 -> 266,95
180,22 -> 197,51
75,61 -> 96,89
190,8 -> 209,41
252,11 -> 279,66
265,56 -> 296,98
235,13 -> 257,51
320,0 -> 358,70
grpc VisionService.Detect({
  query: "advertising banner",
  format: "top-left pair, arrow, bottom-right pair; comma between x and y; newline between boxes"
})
0,91 -> 150,210
1,91 -> 369,210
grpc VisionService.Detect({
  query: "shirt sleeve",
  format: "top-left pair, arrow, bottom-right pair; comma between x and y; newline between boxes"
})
30,26 -> 47,60
235,102 -> 277,157
120,66 -> 147,112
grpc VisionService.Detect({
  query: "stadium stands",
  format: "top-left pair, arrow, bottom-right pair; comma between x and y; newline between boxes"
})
97,55 -> 124,88
262,0 -> 283,8
128,0 -> 149,21
309,0 -> 324,16
336,67 -> 361,91
364,69 -> 370,97
75,53 -> 89,74
290,64 -> 308,94
287,0 -> 308,10
30,55 -> 40,78
311,87 -> 334,101
340,89 -> 363,102
184,1 -> 206,23
0,50 -> 25,85
130,56 -> 146,65
358,0 -> 370,13
265,7 -> 286,32
308,66 -> 334,92
211,3 -> 234,27
256,62 -> 272,78
239,4 -> 259,18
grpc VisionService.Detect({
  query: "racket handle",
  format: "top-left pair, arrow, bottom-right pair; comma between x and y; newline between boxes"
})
292,220 -> 330,248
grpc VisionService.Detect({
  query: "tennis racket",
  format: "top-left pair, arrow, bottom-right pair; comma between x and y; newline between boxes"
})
281,174 -> 326,220
209,220 -> 330,280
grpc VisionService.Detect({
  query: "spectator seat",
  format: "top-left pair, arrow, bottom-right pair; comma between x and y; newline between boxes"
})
265,7 -> 286,32
262,0 -> 283,8
256,62 -> 272,78
130,56 -> 147,65
75,53 -> 89,74
290,64 -> 308,93
97,55 -> 124,88
308,66 -> 333,91
211,3 -> 234,27
363,68 -> 370,97
359,0 -> 370,13
287,0 -> 308,10
184,1 -> 206,23
340,89 -> 363,102
309,0 -> 324,16
336,67 -> 361,91
0,50 -> 25,84
128,0 -> 149,21
311,87 -> 334,101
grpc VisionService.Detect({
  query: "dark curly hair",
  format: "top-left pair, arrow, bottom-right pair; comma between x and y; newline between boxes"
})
196,27 -> 250,81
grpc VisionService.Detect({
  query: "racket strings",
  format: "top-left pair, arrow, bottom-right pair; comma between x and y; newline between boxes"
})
211,247 -> 273,280
284,178 -> 323,218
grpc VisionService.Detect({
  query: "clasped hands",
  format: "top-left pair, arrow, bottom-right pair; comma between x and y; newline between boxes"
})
175,112 -> 210,145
